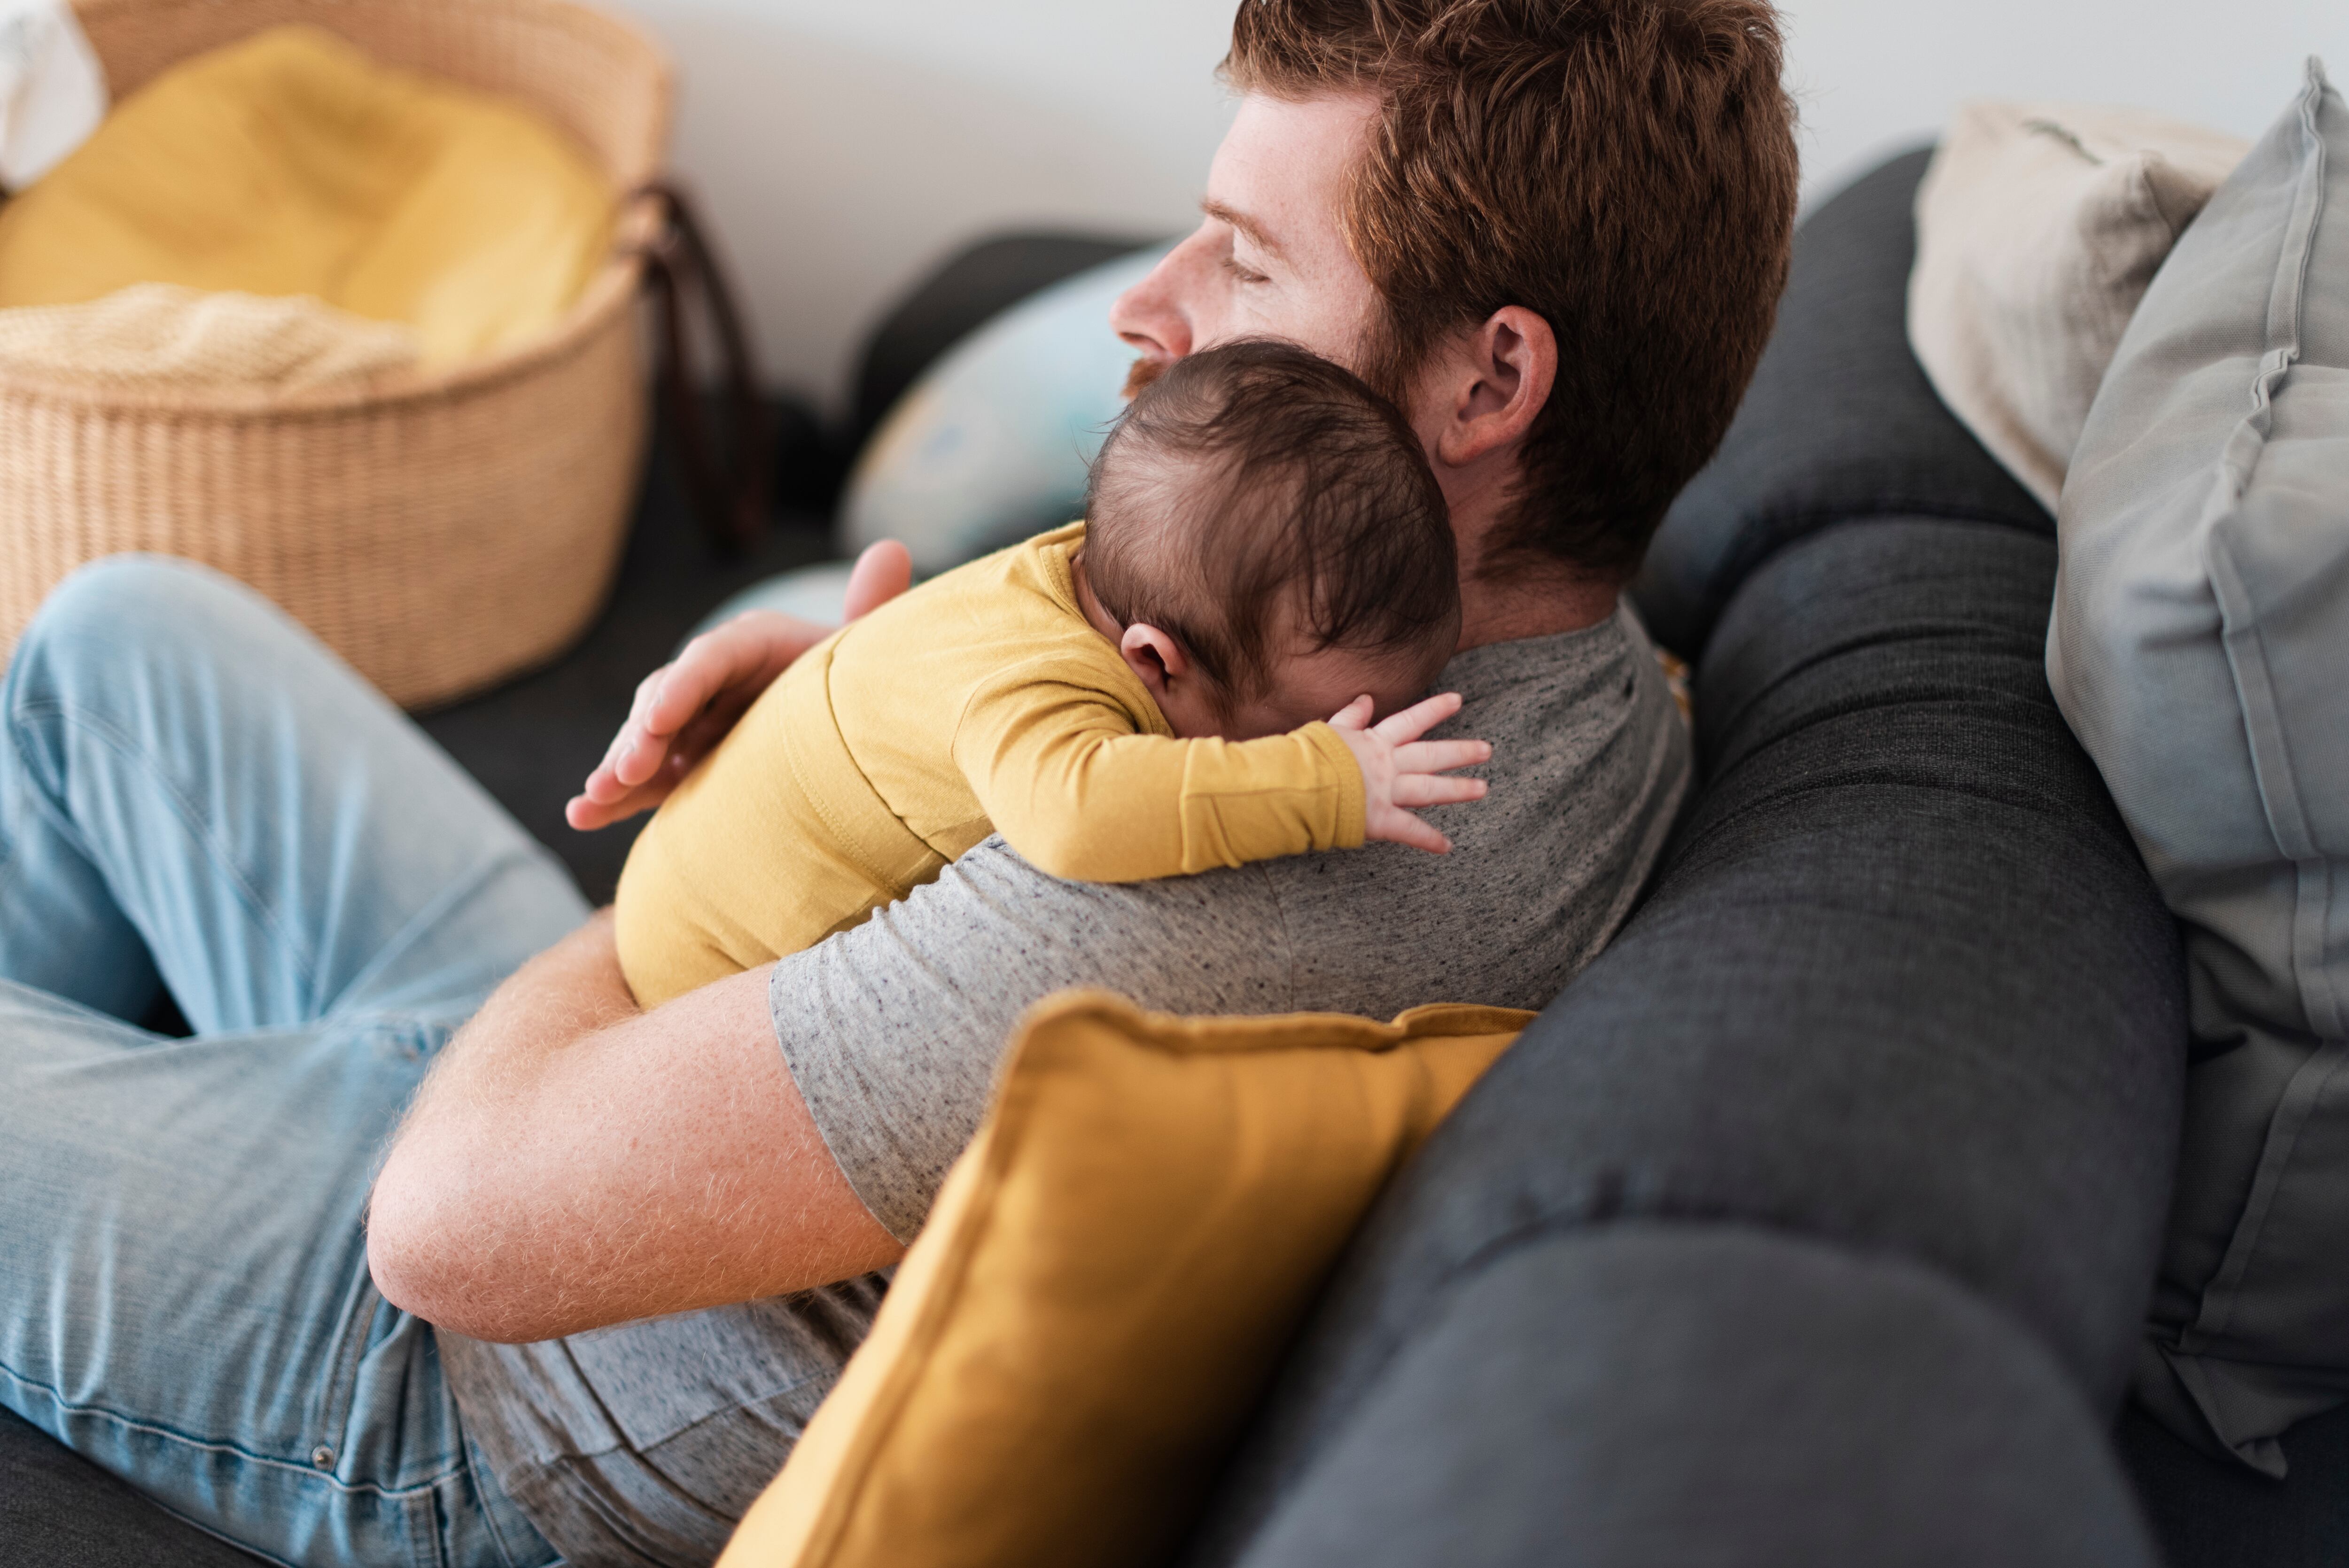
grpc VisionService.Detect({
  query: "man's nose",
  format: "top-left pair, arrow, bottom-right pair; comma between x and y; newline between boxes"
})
1109,246 -> 1196,363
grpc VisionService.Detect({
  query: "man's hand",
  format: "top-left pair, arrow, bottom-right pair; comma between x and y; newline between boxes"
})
1327,692 -> 1491,854
565,539 -> 914,831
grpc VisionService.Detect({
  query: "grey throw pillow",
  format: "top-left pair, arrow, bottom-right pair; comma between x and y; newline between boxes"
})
2048,59 -> 2349,1477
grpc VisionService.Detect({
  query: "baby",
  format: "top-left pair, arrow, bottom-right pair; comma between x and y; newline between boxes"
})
615,338 -> 1491,1006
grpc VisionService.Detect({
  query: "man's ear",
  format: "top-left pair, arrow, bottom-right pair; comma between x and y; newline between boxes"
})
1428,305 -> 1557,471
1118,622 -> 1190,697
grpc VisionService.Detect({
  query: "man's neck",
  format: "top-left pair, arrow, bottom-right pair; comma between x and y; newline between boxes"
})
1433,447 -> 1624,651
1455,568 -> 1619,652
1447,491 -> 1622,652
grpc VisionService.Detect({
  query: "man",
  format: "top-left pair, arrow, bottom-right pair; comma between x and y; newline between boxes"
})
0,2 -> 1796,1563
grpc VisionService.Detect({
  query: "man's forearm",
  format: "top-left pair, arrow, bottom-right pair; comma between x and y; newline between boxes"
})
433,907 -> 640,1087
366,912 -> 903,1343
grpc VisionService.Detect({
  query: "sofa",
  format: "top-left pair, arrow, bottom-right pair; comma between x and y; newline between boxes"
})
7,148 -> 2348,1568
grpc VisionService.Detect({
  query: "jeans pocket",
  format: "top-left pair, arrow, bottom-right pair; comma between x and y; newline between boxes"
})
316,1276 -> 467,1497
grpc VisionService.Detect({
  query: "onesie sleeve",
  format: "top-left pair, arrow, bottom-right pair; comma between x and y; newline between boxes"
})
950,666 -> 1366,882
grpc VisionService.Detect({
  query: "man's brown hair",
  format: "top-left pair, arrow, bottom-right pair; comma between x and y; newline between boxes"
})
1086,338 -> 1459,709
1225,0 -> 1799,581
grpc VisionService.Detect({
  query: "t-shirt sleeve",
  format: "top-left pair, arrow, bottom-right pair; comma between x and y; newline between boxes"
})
768,838 -> 1296,1242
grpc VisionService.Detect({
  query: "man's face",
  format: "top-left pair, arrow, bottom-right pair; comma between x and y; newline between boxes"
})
1110,92 -> 1385,400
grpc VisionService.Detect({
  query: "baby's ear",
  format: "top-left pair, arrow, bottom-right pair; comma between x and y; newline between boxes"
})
1117,622 -> 1190,697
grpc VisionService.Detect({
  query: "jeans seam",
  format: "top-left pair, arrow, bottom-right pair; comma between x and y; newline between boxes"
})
0,1357 -> 467,1498
4,697 -> 319,1009
413,1487 -> 450,1568
315,1273 -> 393,1484
462,1435 -> 534,1568
325,842 -> 563,1025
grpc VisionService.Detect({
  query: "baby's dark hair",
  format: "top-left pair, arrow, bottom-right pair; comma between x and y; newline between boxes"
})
1083,338 -> 1459,708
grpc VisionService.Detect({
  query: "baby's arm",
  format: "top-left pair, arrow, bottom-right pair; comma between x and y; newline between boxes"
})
953,674 -> 1489,882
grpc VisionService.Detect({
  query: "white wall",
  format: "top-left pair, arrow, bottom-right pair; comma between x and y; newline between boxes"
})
1786,0 -> 2349,207
616,0 -> 1239,413
612,0 -> 2349,411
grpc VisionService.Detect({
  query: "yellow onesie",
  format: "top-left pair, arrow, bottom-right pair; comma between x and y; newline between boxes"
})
614,523 -> 1368,1006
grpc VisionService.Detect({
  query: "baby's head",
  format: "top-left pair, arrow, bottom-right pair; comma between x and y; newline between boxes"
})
1081,339 -> 1461,739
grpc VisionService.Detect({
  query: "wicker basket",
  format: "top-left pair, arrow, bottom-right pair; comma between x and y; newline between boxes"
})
0,0 -> 675,709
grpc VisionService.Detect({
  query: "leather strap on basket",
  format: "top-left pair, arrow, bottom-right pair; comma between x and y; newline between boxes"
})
629,182 -> 770,554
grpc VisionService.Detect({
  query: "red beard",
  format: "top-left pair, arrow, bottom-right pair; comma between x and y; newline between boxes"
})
1121,354 -> 1170,399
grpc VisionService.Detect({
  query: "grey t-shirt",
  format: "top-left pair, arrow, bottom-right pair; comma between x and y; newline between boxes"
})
443,604 -> 1690,1568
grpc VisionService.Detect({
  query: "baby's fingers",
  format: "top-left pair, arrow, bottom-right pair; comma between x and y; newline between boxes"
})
1390,774 -> 1488,808
1327,694 -> 1377,730
1372,807 -> 1454,855
1391,737 -> 1492,776
1372,691 -> 1464,744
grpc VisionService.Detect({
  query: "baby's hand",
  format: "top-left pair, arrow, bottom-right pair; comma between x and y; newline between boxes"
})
1326,693 -> 1491,855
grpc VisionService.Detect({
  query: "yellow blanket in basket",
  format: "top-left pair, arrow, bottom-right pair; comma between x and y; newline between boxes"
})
0,283 -> 420,389
0,25 -> 614,365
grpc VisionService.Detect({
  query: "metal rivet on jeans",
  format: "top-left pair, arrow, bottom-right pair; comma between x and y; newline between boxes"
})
311,1445 -> 334,1469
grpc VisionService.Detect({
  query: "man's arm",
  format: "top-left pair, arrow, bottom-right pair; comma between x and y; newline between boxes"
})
371,838 -> 1301,1342
366,911 -> 904,1343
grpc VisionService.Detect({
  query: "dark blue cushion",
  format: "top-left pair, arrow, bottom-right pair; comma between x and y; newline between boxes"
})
2120,1400 -> 2349,1568
848,230 -> 1161,452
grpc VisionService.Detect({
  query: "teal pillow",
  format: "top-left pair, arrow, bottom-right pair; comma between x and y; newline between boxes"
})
837,243 -> 1167,576
685,559 -> 859,645
2048,59 -> 2349,1476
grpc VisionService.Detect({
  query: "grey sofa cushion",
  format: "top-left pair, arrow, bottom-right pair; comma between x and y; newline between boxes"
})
2046,60 -> 2349,1477
1232,1226 -> 2155,1568
1182,515 -> 2186,1566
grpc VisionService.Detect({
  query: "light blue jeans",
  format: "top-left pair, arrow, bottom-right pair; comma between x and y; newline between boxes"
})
0,557 -> 587,1567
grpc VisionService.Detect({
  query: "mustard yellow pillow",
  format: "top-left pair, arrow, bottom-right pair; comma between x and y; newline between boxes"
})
719,989 -> 1529,1568
0,25 -> 613,365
